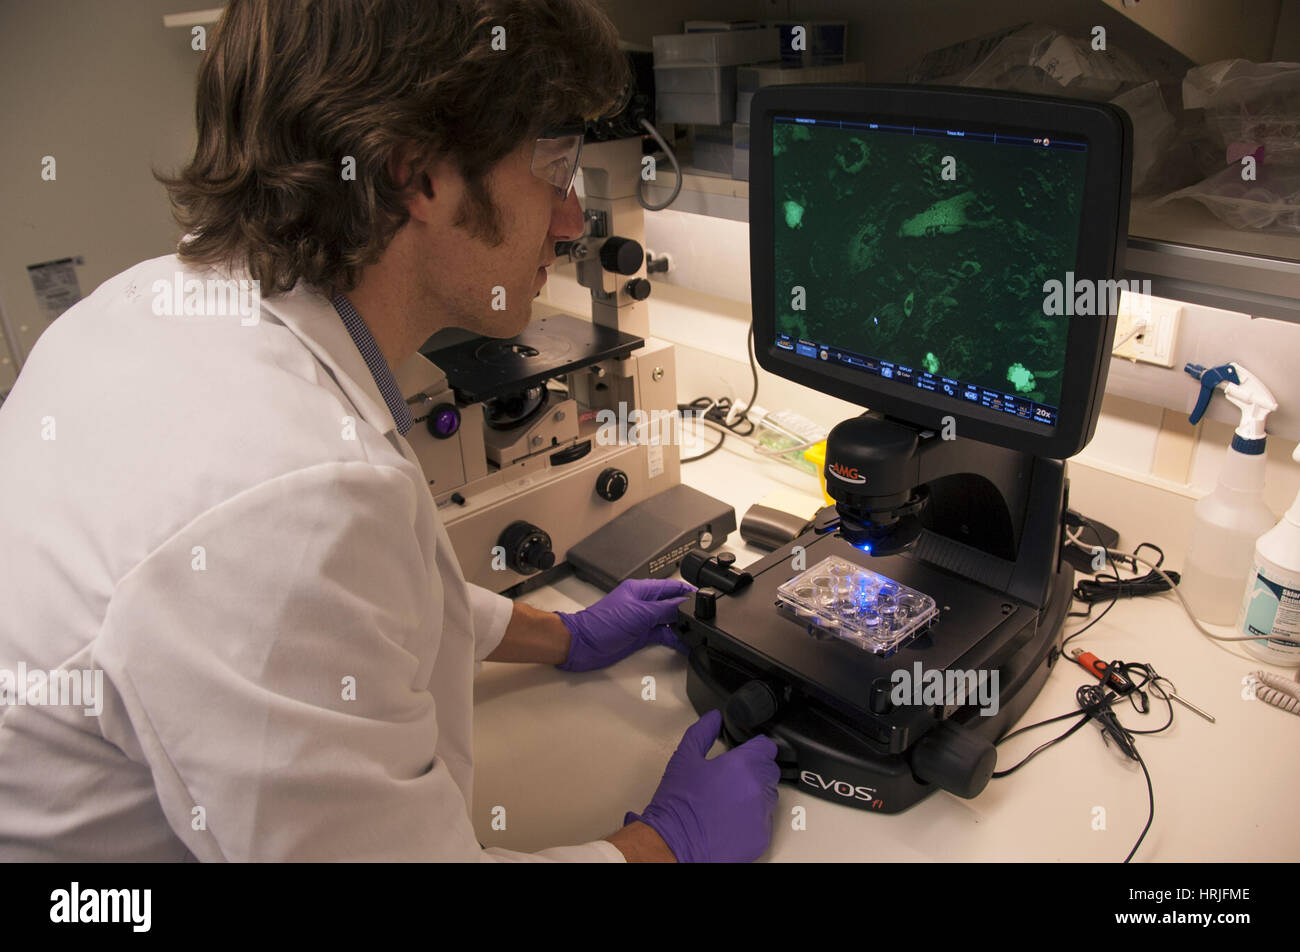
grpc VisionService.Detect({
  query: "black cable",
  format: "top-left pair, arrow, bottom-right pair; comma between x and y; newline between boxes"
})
744,323 -> 758,424
1126,748 -> 1155,863
990,712 -> 1093,778
1116,662 -> 1176,735
990,522 -> 1180,860
1085,661 -> 1166,861
992,655 -> 1170,862
1073,543 -> 1179,603
678,397 -> 727,463
677,326 -> 761,462
679,427 -> 725,463
1061,522 -> 1123,653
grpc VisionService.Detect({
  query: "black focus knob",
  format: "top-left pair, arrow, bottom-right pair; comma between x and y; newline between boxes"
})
725,680 -> 779,737
910,720 -> 997,800
624,277 -> 651,301
498,521 -> 556,575
694,587 -> 720,620
869,678 -> 894,715
599,236 -> 644,276
595,467 -> 628,502
526,544 -> 554,571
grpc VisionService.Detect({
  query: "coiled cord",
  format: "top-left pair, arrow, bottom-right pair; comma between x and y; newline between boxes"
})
1247,670 -> 1300,716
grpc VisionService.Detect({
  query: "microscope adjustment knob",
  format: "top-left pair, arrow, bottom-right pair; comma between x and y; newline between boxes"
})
522,536 -> 556,571
595,467 -> 628,502
599,237 -> 644,276
427,403 -> 461,439
498,521 -> 556,575
624,277 -> 651,301
868,678 -> 894,715
910,719 -> 997,800
693,587 -> 720,620
724,680 -> 779,737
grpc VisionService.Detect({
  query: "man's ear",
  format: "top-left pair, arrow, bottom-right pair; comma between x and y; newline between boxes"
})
392,148 -> 460,225
388,144 -> 435,212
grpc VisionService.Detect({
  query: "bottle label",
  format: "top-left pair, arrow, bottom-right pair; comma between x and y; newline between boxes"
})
1240,568 -> 1300,651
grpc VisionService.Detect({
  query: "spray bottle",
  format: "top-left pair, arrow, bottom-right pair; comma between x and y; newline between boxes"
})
1180,362 -> 1278,624
1237,443 -> 1300,665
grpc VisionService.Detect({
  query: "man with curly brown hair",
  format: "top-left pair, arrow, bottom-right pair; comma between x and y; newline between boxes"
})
0,0 -> 779,862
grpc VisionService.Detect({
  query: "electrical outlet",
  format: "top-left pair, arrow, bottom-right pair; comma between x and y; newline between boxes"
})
1112,293 -> 1180,367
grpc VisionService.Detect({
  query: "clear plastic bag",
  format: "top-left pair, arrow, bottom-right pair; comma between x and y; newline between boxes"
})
1111,82 -> 1177,193
1183,59 -> 1300,163
1155,60 -> 1300,232
907,24 -> 1154,100
1154,158 -> 1300,233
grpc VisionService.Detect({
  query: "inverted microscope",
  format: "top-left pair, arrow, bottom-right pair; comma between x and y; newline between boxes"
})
679,83 -> 1132,812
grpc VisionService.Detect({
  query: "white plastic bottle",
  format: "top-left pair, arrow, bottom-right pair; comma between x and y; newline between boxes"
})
1180,362 -> 1278,624
1237,443 -> 1300,666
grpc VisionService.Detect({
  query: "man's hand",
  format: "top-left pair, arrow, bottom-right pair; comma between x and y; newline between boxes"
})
556,578 -> 695,672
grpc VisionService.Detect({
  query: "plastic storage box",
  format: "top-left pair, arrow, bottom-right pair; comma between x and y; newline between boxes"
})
736,61 -> 867,123
654,66 -> 737,125
732,122 -> 749,180
772,20 -> 847,66
690,123 -> 734,174
652,27 -> 778,67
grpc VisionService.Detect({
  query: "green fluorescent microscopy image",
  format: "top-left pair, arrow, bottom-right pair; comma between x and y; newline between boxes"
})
783,200 -> 805,229
772,120 -> 1088,408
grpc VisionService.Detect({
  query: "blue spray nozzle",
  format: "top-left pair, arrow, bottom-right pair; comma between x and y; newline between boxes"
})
1185,362 -> 1241,424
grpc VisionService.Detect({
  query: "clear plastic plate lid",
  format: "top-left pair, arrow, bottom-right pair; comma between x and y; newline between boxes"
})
776,555 -> 939,655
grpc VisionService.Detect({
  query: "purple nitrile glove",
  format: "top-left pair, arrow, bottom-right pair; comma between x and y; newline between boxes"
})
624,709 -> 780,863
555,577 -> 696,673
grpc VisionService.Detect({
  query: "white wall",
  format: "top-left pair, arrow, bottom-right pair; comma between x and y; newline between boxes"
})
0,0 -> 203,394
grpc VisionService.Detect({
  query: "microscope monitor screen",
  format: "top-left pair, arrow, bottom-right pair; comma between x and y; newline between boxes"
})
749,84 -> 1132,459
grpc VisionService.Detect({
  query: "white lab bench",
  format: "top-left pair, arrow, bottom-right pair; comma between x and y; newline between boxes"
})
470,428 -> 1300,862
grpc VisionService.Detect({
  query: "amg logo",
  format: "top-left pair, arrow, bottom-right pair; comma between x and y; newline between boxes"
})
828,462 -> 866,484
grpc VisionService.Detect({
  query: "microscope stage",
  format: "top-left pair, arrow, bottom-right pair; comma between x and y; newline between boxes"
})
421,313 -> 643,403
697,532 -> 1039,724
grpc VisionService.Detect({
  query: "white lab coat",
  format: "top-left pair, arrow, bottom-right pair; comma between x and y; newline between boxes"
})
0,254 -> 623,862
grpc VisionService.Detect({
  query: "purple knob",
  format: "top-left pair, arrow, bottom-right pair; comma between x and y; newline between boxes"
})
428,403 -> 460,439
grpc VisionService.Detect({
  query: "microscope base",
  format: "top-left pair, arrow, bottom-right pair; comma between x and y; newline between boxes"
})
682,555 -> 1073,814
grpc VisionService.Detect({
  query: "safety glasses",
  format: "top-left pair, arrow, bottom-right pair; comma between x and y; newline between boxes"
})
531,124 -> 585,198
